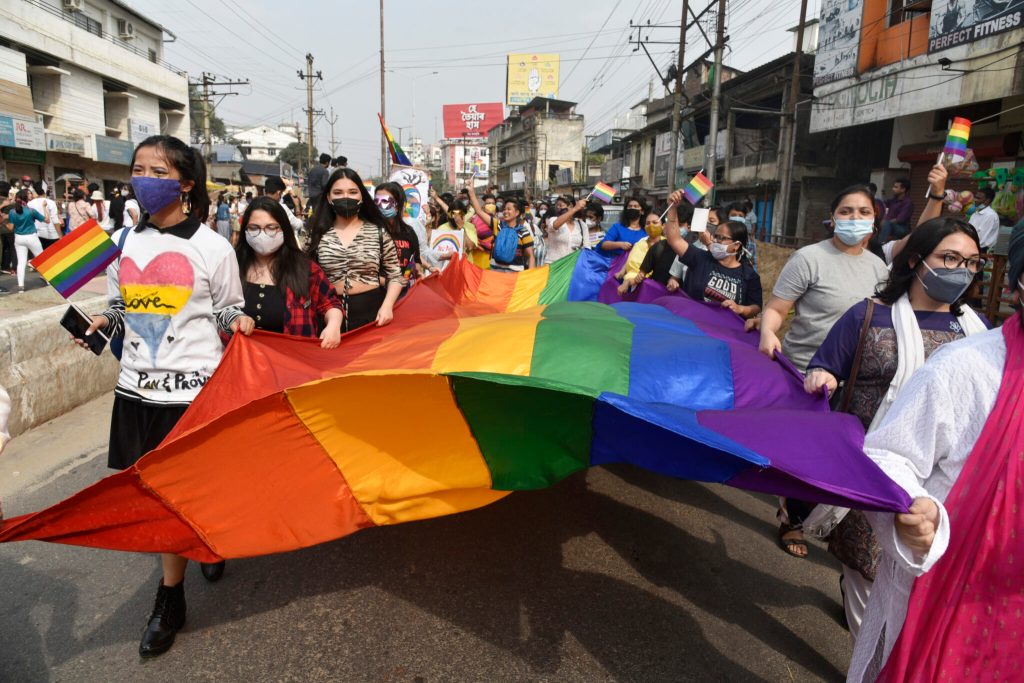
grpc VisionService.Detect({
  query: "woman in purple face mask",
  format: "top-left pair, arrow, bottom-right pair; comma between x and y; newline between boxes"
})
72,135 -> 253,658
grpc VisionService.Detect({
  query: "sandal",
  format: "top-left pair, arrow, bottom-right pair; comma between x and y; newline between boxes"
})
778,522 -> 808,558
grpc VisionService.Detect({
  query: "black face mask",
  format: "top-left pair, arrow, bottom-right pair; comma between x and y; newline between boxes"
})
622,208 -> 641,224
331,198 -> 361,218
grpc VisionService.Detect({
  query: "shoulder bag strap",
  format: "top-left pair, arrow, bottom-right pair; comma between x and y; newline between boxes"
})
838,298 -> 876,413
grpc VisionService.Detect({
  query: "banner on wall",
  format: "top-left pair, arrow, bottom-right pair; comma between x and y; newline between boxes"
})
813,0 -> 864,87
388,164 -> 430,222
506,53 -> 559,106
928,0 -> 1023,53
442,103 -> 503,139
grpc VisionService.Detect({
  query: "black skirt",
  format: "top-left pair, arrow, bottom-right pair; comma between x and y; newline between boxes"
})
344,287 -> 387,331
107,395 -> 189,470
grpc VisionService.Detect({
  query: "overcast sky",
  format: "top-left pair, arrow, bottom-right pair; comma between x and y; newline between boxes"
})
132,0 -> 815,179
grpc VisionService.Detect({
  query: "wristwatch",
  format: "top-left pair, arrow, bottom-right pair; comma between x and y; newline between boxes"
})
928,192 -> 945,201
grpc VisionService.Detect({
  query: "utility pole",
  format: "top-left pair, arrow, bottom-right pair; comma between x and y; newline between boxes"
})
379,0 -> 387,178
776,0 -> 809,238
668,0 -> 689,191
327,107 -> 338,157
298,54 -> 323,173
705,0 -> 726,199
188,72 -> 249,165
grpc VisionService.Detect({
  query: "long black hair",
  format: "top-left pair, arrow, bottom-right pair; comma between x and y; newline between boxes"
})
306,167 -> 385,261
237,196 -> 311,299
374,181 -> 406,240
875,216 -> 981,316
130,135 -> 210,222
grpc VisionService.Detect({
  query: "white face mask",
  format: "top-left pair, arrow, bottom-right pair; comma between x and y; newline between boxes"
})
245,230 -> 285,255
709,242 -> 734,260
586,219 -> 598,229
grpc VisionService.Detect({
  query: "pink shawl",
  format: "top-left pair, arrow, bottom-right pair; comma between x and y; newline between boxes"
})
878,313 -> 1024,681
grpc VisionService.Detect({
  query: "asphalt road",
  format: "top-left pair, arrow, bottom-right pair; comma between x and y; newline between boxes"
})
0,395 -> 852,682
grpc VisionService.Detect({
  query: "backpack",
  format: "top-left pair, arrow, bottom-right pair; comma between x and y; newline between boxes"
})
109,227 -> 132,360
492,222 -> 520,265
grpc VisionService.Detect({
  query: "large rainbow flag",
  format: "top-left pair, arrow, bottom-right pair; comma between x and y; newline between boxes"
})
30,219 -> 119,298
378,113 -> 412,166
0,252 -> 910,561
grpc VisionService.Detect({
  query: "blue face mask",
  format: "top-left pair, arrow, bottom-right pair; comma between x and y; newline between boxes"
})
833,218 -> 874,246
379,206 -> 398,218
131,176 -> 183,215
730,215 -> 749,227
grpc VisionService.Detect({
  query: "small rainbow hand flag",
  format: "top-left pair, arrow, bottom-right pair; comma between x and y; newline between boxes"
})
30,219 -> 120,298
944,117 -> 971,158
591,181 -> 617,204
682,171 -> 714,205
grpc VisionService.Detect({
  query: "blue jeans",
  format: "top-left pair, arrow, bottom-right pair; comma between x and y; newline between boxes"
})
880,221 -> 909,243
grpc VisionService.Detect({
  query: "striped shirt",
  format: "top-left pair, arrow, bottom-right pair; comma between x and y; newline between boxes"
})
316,221 -> 402,290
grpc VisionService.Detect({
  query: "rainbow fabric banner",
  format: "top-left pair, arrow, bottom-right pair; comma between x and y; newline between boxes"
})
591,182 -> 617,204
29,219 -> 119,298
682,171 -> 714,205
378,113 -> 412,166
0,251 -> 910,561
944,117 -> 971,158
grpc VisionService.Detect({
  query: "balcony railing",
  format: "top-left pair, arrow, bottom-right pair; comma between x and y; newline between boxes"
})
22,0 -> 187,76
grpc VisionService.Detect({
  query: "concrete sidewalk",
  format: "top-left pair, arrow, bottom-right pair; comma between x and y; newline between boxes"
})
0,270 -> 108,315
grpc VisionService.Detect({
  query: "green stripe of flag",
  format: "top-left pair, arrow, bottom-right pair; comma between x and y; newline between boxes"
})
530,301 -> 632,397
48,240 -> 117,287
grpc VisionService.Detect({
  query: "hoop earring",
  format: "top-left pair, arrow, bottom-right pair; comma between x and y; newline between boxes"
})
180,192 -> 191,215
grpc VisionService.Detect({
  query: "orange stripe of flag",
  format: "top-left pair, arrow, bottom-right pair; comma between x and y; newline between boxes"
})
31,220 -> 105,271
35,230 -> 111,279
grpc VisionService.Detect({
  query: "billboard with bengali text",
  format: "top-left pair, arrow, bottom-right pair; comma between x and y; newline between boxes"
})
442,103 -> 504,139
506,53 -> 559,106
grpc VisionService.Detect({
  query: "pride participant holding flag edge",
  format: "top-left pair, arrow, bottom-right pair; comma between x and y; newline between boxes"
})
73,135 -> 252,658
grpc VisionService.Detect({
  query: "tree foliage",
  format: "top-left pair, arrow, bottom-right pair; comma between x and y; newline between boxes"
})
278,141 -> 318,171
188,84 -> 227,144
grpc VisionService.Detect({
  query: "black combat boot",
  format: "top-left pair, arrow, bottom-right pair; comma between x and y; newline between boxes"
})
200,561 -> 225,582
139,580 -> 186,657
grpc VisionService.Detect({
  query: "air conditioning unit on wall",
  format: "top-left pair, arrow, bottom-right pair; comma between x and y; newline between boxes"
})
117,19 -> 135,39
63,0 -> 83,11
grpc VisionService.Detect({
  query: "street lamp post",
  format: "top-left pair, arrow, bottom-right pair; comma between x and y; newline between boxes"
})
387,69 -> 438,163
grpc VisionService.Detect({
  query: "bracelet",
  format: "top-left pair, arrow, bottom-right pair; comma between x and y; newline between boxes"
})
928,192 -> 945,201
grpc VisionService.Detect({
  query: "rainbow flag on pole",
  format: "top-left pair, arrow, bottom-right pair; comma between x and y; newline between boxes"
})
30,219 -> 120,298
682,171 -> 714,205
591,181 -> 617,204
377,113 -> 412,166
943,117 -> 971,158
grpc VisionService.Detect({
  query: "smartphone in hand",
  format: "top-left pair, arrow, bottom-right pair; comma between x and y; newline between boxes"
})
60,304 -> 109,356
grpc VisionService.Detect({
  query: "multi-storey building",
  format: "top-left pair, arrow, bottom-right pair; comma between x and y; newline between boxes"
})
0,0 -> 189,195
487,97 -> 584,197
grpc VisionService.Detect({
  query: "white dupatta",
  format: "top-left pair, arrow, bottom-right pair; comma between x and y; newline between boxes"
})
804,294 -> 987,536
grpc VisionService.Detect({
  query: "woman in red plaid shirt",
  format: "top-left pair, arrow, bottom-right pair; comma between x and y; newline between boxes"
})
234,197 -> 344,346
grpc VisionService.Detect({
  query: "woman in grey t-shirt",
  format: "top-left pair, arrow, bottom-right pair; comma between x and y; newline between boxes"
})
757,185 -> 889,558
759,186 -> 889,373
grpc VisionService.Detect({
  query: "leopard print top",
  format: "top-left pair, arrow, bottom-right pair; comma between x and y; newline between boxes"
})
316,221 -> 401,290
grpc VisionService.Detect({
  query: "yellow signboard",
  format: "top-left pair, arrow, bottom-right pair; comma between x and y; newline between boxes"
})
506,53 -> 560,106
